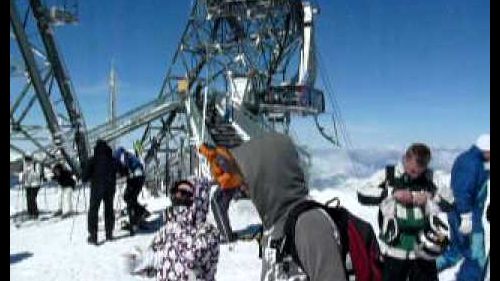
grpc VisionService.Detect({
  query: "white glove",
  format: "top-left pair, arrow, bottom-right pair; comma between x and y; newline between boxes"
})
425,199 -> 441,216
122,247 -> 144,275
132,248 -> 157,274
122,252 -> 139,274
459,213 -> 473,235
380,197 -> 396,219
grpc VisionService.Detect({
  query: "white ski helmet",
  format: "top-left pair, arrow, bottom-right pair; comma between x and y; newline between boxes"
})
476,134 -> 490,152
415,214 -> 450,260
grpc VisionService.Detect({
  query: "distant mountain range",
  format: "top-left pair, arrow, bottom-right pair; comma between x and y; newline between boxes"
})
308,147 -> 463,190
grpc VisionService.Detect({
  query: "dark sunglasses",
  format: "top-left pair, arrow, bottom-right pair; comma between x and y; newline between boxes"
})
175,188 -> 193,198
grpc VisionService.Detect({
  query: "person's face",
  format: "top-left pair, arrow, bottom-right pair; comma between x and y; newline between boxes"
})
240,183 -> 250,197
483,151 -> 490,162
403,156 -> 426,180
174,183 -> 193,201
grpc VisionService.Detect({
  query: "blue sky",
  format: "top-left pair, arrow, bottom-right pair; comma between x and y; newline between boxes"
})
11,0 -> 490,151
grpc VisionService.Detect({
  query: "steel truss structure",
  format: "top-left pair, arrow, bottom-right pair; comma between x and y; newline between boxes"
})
10,0 -> 87,174
11,0 -> 341,190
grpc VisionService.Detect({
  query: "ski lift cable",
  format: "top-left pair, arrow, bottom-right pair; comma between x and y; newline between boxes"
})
316,49 -> 347,146
314,114 -> 339,147
315,48 -> 349,146
316,50 -> 342,135
320,51 -> 353,153
317,49 -> 353,149
319,110 -> 341,146
318,55 -> 349,147
316,47 -> 364,178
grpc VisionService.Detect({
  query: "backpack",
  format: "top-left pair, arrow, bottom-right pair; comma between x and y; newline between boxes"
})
283,198 -> 383,281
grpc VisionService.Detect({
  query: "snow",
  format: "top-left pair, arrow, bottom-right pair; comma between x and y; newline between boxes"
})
10,149 -> 489,281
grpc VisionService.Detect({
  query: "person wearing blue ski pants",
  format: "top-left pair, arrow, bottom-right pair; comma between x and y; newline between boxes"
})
437,135 -> 490,281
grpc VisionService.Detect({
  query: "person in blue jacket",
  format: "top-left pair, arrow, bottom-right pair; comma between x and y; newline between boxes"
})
114,147 -> 149,235
437,134 -> 490,281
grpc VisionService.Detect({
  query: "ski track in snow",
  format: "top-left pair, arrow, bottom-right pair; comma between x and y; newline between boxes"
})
10,150 -> 489,281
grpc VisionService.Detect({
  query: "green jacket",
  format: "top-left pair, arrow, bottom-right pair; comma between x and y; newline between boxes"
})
381,172 -> 437,253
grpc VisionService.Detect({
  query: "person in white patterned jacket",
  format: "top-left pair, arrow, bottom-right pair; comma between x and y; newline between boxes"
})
126,177 -> 220,281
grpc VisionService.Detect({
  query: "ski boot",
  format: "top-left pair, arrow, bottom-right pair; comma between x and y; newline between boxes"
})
87,235 -> 98,245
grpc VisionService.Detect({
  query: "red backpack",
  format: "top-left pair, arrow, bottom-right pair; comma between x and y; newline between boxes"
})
283,198 -> 383,281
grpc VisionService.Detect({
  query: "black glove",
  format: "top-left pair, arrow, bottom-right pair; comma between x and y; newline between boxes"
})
487,204 -> 490,223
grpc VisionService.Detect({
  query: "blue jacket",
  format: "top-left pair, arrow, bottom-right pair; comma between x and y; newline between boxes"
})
451,145 -> 489,215
114,147 -> 144,177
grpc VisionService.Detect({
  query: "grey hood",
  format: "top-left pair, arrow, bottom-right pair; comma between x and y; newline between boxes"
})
230,132 -> 309,228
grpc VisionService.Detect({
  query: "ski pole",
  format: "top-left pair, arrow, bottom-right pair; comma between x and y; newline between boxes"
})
83,183 -> 88,211
115,179 -> 123,214
69,208 -> 77,242
117,181 -> 124,214
44,182 -> 48,211
70,182 -> 85,241
69,189 -> 79,241
14,183 -> 22,224
21,183 -> 26,224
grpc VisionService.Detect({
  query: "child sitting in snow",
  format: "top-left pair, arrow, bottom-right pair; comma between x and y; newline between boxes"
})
125,177 -> 220,281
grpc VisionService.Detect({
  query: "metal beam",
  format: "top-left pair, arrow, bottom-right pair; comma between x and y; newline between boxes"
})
13,70 -> 53,124
10,80 -> 33,117
10,144 -> 27,158
17,126 -> 56,160
36,97 -> 182,156
29,0 -> 89,168
88,100 -> 181,144
11,1 -> 65,160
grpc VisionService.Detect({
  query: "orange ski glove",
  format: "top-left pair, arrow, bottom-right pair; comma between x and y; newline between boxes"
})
199,144 -> 244,190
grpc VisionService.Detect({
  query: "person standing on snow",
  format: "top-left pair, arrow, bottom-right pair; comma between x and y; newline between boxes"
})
22,156 -> 43,219
200,132 -> 347,281
437,134 -> 490,281
126,177 -> 220,281
114,147 -> 149,235
82,139 -> 118,245
52,163 -> 76,217
367,144 -> 449,281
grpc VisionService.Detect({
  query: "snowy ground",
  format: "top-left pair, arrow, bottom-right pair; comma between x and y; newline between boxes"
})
10,150 -> 489,281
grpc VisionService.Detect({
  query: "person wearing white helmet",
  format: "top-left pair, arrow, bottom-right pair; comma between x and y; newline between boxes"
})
437,134 -> 490,281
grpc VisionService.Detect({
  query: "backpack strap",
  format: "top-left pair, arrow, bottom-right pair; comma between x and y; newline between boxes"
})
283,200 -> 322,269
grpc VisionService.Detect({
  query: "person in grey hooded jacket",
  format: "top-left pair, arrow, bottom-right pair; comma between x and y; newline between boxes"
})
201,132 -> 346,281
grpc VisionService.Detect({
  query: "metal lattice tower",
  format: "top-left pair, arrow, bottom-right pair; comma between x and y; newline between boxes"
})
139,0 -> 327,187
11,0 -> 340,187
10,0 -> 88,175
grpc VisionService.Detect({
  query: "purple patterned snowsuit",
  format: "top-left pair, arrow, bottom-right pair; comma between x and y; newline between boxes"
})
151,178 -> 220,281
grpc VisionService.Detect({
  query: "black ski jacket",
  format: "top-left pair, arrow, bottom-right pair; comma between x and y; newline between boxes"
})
52,164 -> 76,188
82,141 -> 117,192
